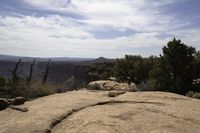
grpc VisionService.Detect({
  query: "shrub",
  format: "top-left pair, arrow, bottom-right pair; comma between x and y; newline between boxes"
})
87,83 -> 101,90
115,55 -> 144,84
186,91 -> 200,99
88,62 -> 115,81
57,76 -> 83,93
0,79 -> 57,99
0,76 -> 6,88
149,38 -> 196,94
137,81 -> 154,91
115,55 -> 157,84
25,82 -> 57,98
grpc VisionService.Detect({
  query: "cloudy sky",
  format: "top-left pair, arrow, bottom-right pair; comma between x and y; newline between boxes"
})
0,0 -> 199,58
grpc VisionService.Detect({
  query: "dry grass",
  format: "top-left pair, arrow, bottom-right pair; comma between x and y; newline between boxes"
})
24,82 -> 57,98
186,91 -> 200,99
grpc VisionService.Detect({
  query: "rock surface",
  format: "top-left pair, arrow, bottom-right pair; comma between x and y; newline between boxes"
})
0,98 -> 9,111
0,90 -> 200,133
10,97 -> 26,105
87,80 -> 136,91
0,97 -> 26,111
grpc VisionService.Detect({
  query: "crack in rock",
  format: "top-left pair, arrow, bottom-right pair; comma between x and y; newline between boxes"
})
45,100 -> 165,133
9,105 -> 28,112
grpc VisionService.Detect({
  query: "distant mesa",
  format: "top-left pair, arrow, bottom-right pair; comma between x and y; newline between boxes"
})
95,57 -> 107,61
93,57 -> 115,63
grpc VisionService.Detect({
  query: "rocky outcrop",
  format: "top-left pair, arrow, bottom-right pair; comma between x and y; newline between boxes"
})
0,98 -> 9,111
87,80 -> 136,91
0,90 -> 200,133
0,97 -> 26,111
10,97 -> 26,105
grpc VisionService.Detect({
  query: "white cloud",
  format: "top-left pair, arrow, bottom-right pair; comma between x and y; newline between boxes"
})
0,0 -> 199,57
0,15 -> 168,57
23,0 -> 188,32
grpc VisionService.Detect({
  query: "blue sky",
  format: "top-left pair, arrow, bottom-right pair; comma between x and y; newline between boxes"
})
0,0 -> 199,58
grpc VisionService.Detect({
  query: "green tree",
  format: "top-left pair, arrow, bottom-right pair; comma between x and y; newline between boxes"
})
149,57 -> 171,91
143,56 -> 159,81
115,55 -> 147,84
150,38 -> 196,94
194,51 -> 200,78
88,62 -> 115,81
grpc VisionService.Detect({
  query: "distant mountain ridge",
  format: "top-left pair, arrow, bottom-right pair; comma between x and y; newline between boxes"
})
0,54 -> 94,62
0,54 -> 115,83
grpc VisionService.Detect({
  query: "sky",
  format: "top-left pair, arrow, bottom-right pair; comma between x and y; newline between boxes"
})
0,0 -> 200,58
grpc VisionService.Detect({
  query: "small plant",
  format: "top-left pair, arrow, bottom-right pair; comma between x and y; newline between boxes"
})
25,81 -> 57,98
186,91 -> 200,99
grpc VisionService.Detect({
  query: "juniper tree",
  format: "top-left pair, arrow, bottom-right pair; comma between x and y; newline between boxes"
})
150,38 -> 196,94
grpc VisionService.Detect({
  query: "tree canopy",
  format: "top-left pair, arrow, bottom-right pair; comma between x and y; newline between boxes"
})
150,38 -> 196,94
115,55 -> 155,84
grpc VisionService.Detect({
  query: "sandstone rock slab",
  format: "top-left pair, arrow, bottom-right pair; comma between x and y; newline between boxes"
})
0,91 -> 200,133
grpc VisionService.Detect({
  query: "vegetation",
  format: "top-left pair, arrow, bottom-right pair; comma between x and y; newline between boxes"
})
88,62 -> 115,81
0,38 -> 199,99
148,38 -> 196,94
25,82 -> 56,98
0,59 -> 88,99
115,55 -> 157,84
0,76 -> 6,88
0,59 -> 57,99
115,55 -> 143,84
88,38 -> 200,96
194,51 -> 200,78
186,91 -> 200,99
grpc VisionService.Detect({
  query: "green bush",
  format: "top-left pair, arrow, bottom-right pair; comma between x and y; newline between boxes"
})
115,55 -> 158,84
186,91 -> 200,99
136,80 -> 164,91
88,62 -> 115,81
